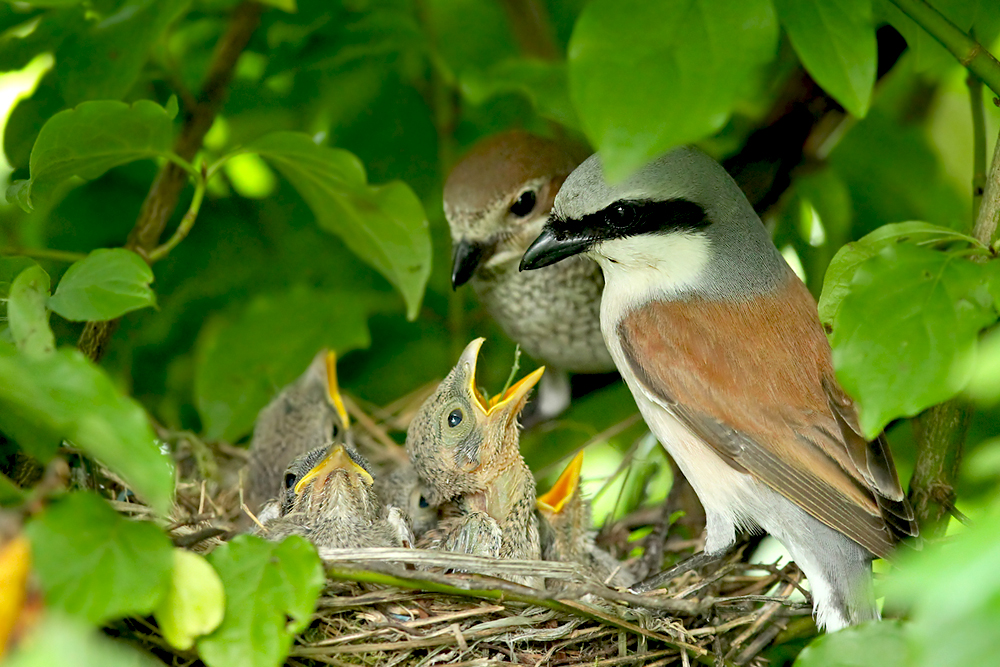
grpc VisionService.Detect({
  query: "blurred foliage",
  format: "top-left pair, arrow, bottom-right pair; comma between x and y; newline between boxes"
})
0,0 -> 998,666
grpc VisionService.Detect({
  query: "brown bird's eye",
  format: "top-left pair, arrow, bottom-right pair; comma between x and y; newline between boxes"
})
510,189 -> 537,217
447,408 -> 463,427
284,472 -> 296,489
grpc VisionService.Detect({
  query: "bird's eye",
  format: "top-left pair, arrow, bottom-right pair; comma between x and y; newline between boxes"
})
418,496 -> 430,509
608,202 -> 637,228
284,472 -> 296,489
509,189 -> 537,217
447,408 -> 463,427
330,423 -> 339,439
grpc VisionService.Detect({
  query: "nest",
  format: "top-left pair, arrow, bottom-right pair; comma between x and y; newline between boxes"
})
113,382 -> 817,667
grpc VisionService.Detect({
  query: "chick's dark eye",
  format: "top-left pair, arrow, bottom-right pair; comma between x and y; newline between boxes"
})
509,189 -> 537,217
418,496 -> 430,509
447,408 -> 463,427
284,472 -> 296,489
330,424 -> 339,439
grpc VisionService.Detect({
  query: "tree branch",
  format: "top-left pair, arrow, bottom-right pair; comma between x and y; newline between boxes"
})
888,0 -> 1000,98
496,0 -> 559,60
78,2 -> 262,362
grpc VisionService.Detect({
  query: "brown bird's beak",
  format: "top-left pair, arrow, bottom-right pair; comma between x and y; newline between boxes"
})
519,223 -> 594,271
451,239 -> 491,289
457,338 -> 545,420
294,444 -> 373,495
537,450 -> 583,514
323,350 -> 350,429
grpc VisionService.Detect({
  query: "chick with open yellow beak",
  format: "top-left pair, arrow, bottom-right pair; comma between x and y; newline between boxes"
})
259,442 -> 412,549
244,349 -> 351,520
537,452 -> 635,587
407,338 -> 544,567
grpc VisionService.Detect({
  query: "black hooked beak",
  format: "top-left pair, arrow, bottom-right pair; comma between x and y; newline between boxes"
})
451,240 -> 490,289
519,224 -> 594,271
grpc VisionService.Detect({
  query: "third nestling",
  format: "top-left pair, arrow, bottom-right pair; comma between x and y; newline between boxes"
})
406,338 -> 543,574
537,452 -> 636,588
258,442 -> 412,550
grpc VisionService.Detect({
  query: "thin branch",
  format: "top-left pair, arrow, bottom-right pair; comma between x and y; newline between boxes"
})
888,0 -> 1000,98
974,127 -> 1000,247
496,0 -> 559,60
969,71 -> 986,224
148,163 -> 206,262
0,246 -> 86,263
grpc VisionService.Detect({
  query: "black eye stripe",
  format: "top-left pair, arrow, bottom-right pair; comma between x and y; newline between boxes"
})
551,198 -> 708,240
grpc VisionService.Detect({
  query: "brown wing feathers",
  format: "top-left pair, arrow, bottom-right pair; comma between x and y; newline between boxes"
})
618,276 -> 915,558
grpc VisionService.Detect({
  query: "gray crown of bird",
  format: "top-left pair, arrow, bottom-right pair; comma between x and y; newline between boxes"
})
444,130 -> 614,418
406,337 -> 544,564
520,146 -> 917,631
244,350 -> 350,517
537,452 -> 635,588
257,442 -> 411,549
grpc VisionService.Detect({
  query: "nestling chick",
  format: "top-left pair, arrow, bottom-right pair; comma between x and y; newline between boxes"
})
537,452 -> 635,588
373,462 -> 438,539
445,131 -> 614,418
244,350 -> 350,518
407,338 -> 543,565
259,443 -> 412,549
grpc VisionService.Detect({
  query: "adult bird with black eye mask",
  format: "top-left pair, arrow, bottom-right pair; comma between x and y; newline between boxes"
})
444,130 -> 615,420
407,338 -> 544,567
520,146 -> 916,631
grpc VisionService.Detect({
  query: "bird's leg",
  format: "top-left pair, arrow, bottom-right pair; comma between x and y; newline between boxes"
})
629,546 -> 734,593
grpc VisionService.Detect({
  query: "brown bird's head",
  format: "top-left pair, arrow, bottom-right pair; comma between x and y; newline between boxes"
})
444,130 -> 583,288
406,338 -> 544,506
537,451 -> 589,561
279,442 -> 380,523
246,349 -> 351,512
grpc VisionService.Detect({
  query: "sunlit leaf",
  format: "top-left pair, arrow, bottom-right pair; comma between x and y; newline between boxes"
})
48,248 -> 156,322
153,549 -> 225,651
568,0 -> 778,181
4,613 -> 164,667
24,493 -> 173,625
9,100 -> 177,211
794,620 -> 910,667
831,243 -> 998,437
194,286 -> 391,441
246,132 -> 431,319
7,265 -> 54,357
198,535 -> 324,667
0,345 -> 174,513
774,0 -> 876,117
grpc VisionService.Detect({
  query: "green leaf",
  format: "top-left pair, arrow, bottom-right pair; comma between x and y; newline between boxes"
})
774,0 -> 876,117
4,614 -> 165,667
7,265 -> 55,357
198,535 -> 324,667
153,549 -> 225,651
568,0 -> 778,181
794,620 -> 911,667
460,59 -> 579,129
245,132 -> 431,319
48,248 -> 156,322
258,0 -> 296,11
877,0 -> 1000,74
0,471 -> 25,506
24,493 -> 173,625
830,243 -> 998,437
194,286 -> 389,442
12,100 -> 176,210
818,222 -> 982,327
0,345 -> 174,513
966,325 -> 1000,404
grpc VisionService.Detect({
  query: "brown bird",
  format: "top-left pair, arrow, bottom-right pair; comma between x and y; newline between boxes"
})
445,131 -> 614,418
258,443 -> 412,549
407,338 -> 543,565
244,350 -> 350,519
537,452 -> 635,588
520,146 -> 917,630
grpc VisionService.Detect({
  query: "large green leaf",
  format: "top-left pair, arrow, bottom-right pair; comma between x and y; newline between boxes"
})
794,620 -> 911,667
830,244 -> 998,437
818,222 -> 983,327
8,99 -> 177,211
7,265 -> 55,357
153,549 -> 225,651
5,614 -> 165,667
198,535 -> 324,667
48,248 -> 156,322
245,132 -> 431,319
0,345 -> 174,513
774,0 -> 876,117
568,0 -> 778,182
24,493 -> 173,624
460,59 -> 579,129
194,286 -> 391,442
